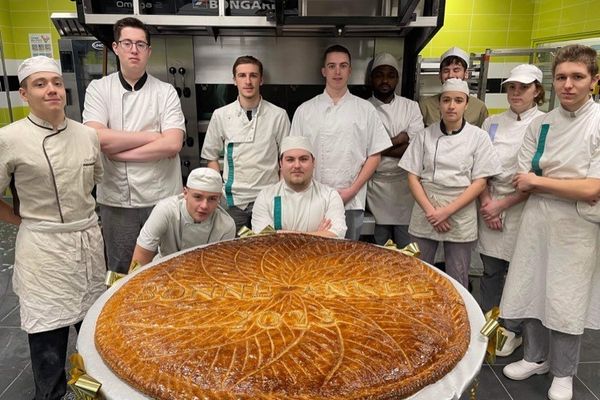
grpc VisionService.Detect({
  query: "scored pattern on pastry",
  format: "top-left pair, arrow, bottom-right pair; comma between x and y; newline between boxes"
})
96,234 -> 470,400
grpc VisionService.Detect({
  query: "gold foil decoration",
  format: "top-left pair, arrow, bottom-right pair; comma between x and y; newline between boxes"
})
383,240 -> 420,258
238,225 -> 277,238
470,376 -> 479,400
259,225 -> 276,235
480,307 -> 507,364
237,226 -> 255,238
104,270 -> 125,288
68,353 -> 101,399
128,260 -> 142,274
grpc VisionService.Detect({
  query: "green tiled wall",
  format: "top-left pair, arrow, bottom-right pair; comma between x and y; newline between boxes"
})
1,0 -> 76,127
421,0 -> 600,59
420,0 -> 535,58
7,0 -> 76,59
532,0 -> 600,44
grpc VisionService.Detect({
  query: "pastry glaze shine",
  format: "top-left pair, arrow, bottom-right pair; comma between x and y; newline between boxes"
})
95,233 -> 470,399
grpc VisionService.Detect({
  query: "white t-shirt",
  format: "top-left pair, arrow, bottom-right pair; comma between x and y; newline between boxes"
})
290,90 -> 392,211
136,194 -> 236,259
83,71 -> 186,208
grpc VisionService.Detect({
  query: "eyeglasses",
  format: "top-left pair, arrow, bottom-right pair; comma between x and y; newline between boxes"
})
118,40 -> 149,52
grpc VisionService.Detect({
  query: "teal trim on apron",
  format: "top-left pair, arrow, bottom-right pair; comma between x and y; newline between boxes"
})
488,123 -> 499,142
532,124 -> 550,176
273,196 -> 282,230
225,143 -> 235,207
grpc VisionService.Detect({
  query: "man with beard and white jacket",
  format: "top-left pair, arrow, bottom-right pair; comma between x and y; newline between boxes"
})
366,53 -> 424,246
0,56 -> 105,400
252,136 -> 347,238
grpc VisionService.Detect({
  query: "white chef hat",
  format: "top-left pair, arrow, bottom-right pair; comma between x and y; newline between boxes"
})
501,64 -> 543,85
440,46 -> 470,66
186,168 -> 223,193
280,136 -> 314,156
371,52 -> 400,74
17,56 -> 61,84
441,78 -> 470,96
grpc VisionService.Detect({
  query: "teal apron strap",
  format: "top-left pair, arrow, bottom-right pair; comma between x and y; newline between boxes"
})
225,142 -> 235,207
273,196 -> 282,230
532,124 -> 550,176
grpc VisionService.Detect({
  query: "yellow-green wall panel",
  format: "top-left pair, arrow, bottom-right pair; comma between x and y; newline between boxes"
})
471,17 -> 510,32
8,0 -> 51,12
510,0 -> 536,15
9,11 -> 54,28
420,0 -> 534,58
472,0 -> 513,15
532,0 -> 600,43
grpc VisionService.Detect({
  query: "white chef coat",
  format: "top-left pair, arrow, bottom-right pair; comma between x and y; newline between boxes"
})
82,71 -> 186,208
136,194 -> 236,259
366,94 -> 424,225
501,99 -> 600,334
0,114 -> 106,333
290,90 -> 392,211
400,121 -> 501,242
476,106 -> 544,261
201,99 -> 290,209
251,179 -> 347,238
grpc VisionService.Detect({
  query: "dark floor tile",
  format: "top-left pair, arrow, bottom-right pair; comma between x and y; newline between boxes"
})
492,365 -> 597,400
0,273 -> 11,298
0,327 -> 30,370
575,363 -> 600,397
459,364 -> 511,400
0,295 -> 18,322
0,363 -> 34,400
0,305 -> 20,328
0,366 -> 26,396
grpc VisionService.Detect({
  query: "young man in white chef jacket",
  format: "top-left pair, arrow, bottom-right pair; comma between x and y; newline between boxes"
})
290,44 -> 392,240
0,56 -> 106,400
83,17 -> 186,274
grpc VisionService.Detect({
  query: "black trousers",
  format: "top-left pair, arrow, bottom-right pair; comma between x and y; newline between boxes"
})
28,322 -> 81,400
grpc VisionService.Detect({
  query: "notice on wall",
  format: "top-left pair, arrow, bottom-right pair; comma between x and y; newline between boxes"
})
29,34 -> 53,57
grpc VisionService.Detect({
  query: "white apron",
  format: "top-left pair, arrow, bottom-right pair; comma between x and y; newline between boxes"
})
13,216 -> 106,333
500,194 -> 600,334
367,170 -> 413,224
475,186 -> 525,261
408,182 -> 478,243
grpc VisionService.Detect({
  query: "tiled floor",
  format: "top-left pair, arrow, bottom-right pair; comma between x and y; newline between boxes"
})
1,219 -> 599,399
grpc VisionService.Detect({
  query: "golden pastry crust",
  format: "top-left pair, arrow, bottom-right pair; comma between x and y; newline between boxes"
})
95,234 -> 470,399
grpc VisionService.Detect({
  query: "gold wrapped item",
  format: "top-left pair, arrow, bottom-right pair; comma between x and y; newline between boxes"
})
68,353 -> 102,399
383,240 -> 420,258
480,307 -> 507,364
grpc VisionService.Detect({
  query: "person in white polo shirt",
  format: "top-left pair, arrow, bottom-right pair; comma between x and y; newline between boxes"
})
201,55 -> 290,232
252,136 -> 347,237
132,168 -> 236,265
366,52 -> 424,247
82,17 -> 186,274
290,44 -> 391,240
419,47 -> 488,127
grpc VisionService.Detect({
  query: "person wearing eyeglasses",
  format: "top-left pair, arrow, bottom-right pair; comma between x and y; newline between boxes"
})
131,168 -> 236,266
82,17 -> 186,274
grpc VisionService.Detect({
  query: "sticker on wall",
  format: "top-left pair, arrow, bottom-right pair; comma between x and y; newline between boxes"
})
29,34 -> 53,58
